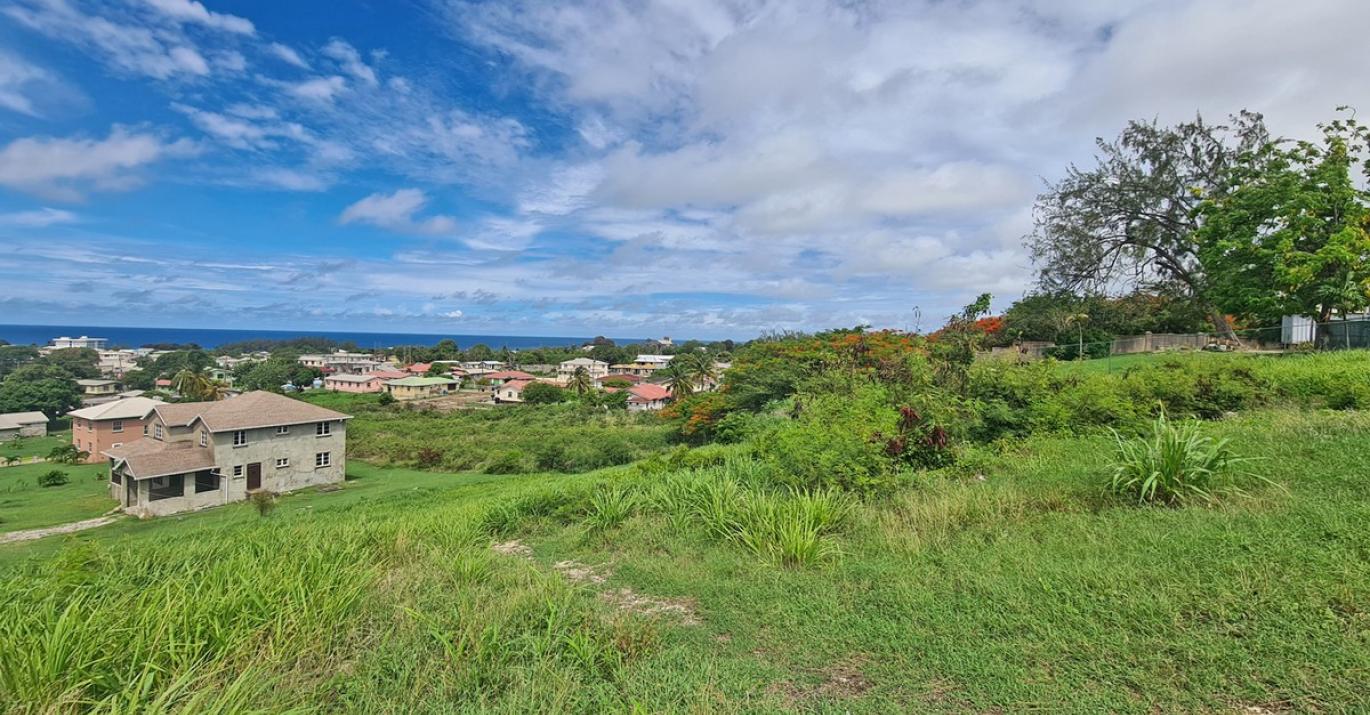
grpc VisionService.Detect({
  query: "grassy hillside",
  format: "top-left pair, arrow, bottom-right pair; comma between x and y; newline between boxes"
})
3,348 -> 1369,711
1,407 -> 1368,711
301,391 -> 675,474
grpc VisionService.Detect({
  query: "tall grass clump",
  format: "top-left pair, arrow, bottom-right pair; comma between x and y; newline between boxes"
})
645,465 -> 852,567
583,487 -> 636,532
1107,412 -> 1243,506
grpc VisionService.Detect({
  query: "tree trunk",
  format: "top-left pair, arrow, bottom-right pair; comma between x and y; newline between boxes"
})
1316,307 -> 1335,349
1207,306 -> 1239,343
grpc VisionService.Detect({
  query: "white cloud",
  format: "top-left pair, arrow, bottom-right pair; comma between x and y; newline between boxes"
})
268,42 -> 309,69
322,38 -> 378,86
141,0 -> 254,35
4,0 -> 214,79
0,50 -> 51,116
0,127 -> 196,201
251,167 -> 329,191
0,207 -> 79,227
287,75 -> 347,102
339,189 -> 457,236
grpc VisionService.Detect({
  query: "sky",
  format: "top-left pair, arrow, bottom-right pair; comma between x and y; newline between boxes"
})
0,0 -> 1366,340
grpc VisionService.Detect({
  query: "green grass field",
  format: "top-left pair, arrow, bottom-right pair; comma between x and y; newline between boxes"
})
0,460 -> 113,532
0,431 -> 70,461
2,407 -> 1367,712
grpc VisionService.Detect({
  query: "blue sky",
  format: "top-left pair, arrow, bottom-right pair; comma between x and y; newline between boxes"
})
0,0 -> 1364,339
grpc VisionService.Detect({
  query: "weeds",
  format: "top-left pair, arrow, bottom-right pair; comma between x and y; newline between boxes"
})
584,487 -> 636,532
1107,412 -> 1244,506
249,489 -> 278,517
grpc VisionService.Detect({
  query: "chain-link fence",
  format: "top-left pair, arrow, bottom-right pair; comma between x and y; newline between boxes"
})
980,318 -> 1370,373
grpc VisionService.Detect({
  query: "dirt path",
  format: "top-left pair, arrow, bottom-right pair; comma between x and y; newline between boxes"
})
0,516 -> 117,545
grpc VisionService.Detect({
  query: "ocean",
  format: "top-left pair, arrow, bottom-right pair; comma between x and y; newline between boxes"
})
0,324 -> 646,351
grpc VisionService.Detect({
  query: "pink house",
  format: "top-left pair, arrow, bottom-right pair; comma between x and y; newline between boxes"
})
324,374 -> 383,393
67,397 -> 163,463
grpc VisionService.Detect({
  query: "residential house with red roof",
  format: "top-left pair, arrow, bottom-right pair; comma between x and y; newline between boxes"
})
626,383 -> 672,412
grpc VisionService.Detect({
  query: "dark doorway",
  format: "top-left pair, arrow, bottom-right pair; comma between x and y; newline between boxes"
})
246,462 -> 262,491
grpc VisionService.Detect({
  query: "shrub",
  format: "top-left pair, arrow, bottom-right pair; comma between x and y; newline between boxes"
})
484,450 -> 529,475
1106,413 -> 1242,506
377,391 -> 395,406
534,442 -> 572,472
249,490 -> 278,516
37,470 -> 68,488
414,447 -> 444,469
45,444 -> 87,465
756,388 -> 901,492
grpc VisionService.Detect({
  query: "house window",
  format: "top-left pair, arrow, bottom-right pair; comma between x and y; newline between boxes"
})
111,442 -> 122,448
315,452 -> 331,468
199,431 -> 207,447
154,424 -> 164,440
316,421 -> 331,436
275,457 -> 289,469
233,465 -> 244,477
194,471 -> 219,493
148,474 -> 184,501
112,419 -> 123,433
143,424 -> 148,436
276,425 -> 289,435
232,430 -> 247,446
111,470 -> 122,485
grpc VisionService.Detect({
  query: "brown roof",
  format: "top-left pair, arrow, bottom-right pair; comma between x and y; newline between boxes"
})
501,378 -> 534,392
628,384 -> 672,402
155,391 -> 351,432
104,439 -> 217,479
486,370 -> 535,381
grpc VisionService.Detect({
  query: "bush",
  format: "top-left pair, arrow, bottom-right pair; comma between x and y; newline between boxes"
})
45,444 -> 87,465
1106,413 -> 1243,506
37,470 -> 68,488
534,442 -> 572,472
756,387 -> 902,492
249,490 -> 278,516
484,450 -> 528,475
414,447 -> 444,469
377,392 -> 395,406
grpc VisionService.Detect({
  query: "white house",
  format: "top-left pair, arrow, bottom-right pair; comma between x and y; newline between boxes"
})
557,358 -> 609,383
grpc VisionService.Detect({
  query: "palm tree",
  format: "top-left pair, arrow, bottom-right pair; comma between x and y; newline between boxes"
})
1063,313 -> 1090,361
201,379 -> 231,401
568,366 -> 594,396
173,370 -> 229,401
172,369 -> 210,399
661,361 -> 695,398
682,352 -> 718,392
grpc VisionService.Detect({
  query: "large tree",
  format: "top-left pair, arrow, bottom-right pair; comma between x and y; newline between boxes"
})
1198,113 -> 1370,342
0,364 -> 83,417
1028,112 -> 1271,339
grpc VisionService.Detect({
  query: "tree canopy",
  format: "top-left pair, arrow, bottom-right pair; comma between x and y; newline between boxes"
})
1199,112 -> 1370,335
1028,112 -> 1270,338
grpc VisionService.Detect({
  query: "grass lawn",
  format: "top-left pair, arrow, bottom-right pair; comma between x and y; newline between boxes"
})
0,430 -> 71,461
0,460 -> 114,532
1,409 -> 1367,711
